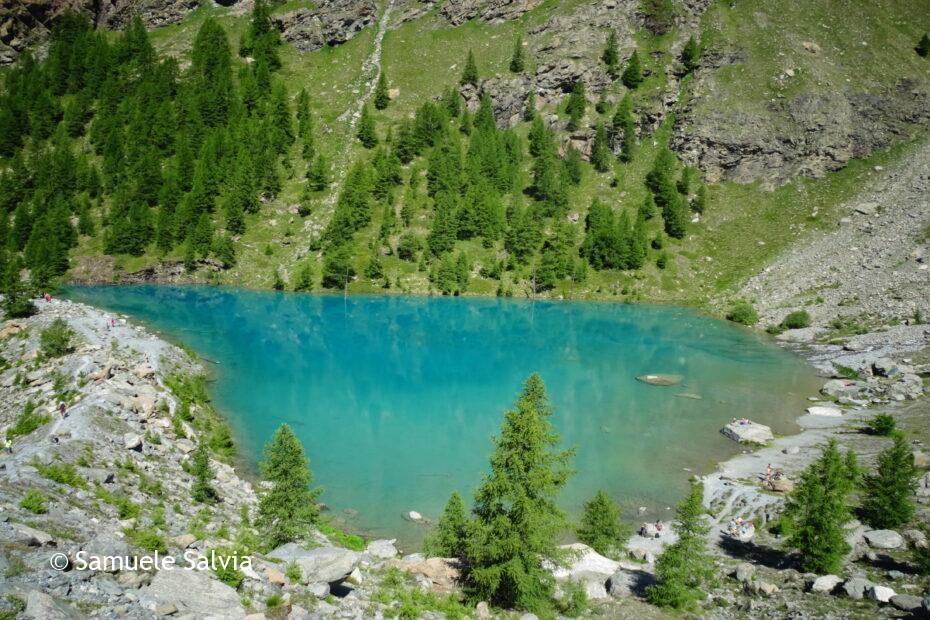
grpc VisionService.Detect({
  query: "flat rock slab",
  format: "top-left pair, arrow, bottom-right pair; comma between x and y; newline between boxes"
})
806,405 -> 842,417
636,374 -> 683,386
864,529 -> 905,549
139,568 -> 244,618
268,544 -> 359,584
721,421 -> 773,444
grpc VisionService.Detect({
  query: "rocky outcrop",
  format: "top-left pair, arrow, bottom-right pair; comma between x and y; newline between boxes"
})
271,0 -> 376,53
673,79 -> 930,186
0,0 -> 208,64
439,0 -> 544,25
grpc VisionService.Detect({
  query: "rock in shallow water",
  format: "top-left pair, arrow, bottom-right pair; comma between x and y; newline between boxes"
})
721,420 -> 774,444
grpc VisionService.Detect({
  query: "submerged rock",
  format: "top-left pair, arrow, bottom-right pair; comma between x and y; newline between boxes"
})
636,374 -> 683,386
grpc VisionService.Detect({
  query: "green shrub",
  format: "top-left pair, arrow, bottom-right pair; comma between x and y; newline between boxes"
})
124,526 -> 167,553
211,547 -> 245,588
265,593 -> 283,608
726,302 -> 759,326
557,579 -> 588,617
869,414 -> 896,436
285,561 -> 302,584
6,401 -> 51,442
832,363 -> 859,380
40,319 -> 74,358
781,310 -> 811,330
19,489 -> 47,514
318,521 -> 365,551
33,459 -> 86,488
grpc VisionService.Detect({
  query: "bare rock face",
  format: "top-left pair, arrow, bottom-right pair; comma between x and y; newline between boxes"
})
439,0 -> 544,25
0,0 -> 209,64
673,77 -> 930,186
271,0 -> 376,53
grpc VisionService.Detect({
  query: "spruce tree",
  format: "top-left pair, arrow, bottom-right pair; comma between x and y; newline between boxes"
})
307,155 -> 330,192
621,50 -> 644,89
357,104 -> 377,148
565,80 -> 586,131
509,35 -> 525,73
256,424 -> 321,549
424,491 -> 469,558
292,261 -> 314,292
464,374 -> 574,611
1,257 -> 35,318
577,489 -> 629,558
785,440 -> 856,574
612,95 -> 636,162
523,90 -> 537,121
461,50 -> 479,87
917,33 -> 930,58
603,30 -> 620,79
590,124 -> 612,173
862,434 -> 918,529
681,36 -> 700,73
646,482 -> 713,609
373,72 -> 390,110
191,441 -> 218,504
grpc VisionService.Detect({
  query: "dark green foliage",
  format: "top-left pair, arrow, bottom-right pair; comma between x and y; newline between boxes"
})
239,0 -> 281,71
726,301 -> 759,326
692,183 -> 708,214
915,526 -> 930,574
374,72 -> 390,110
862,434 -> 918,528
565,81 -> 586,131
357,104 -> 378,148
20,489 -> 47,514
292,262 -> 314,292
523,91 -> 537,121
461,50 -> 479,87
256,424 -> 321,549
2,258 -> 35,319
590,124 -> 612,173
191,441 -> 218,504
40,318 -> 73,358
321,244 -> 356,289
621,50 -> 643,89
576,490 -> 629,558
535,222 -> 577,291
431,252 -> 470,295
510,36 -> 525,73
916,33 -> 930,58
781,310 -> 811,330
564,146 -> 583,185
646,482 -> 712,609
869,413 -> 896,436
785,440 -> 856,574
424,491 -> 469,557
307,155 -> 330,192
463,374 -> 575,612
612,95 -> 636,162
681,36 -> 701,73
603,30 -> 620,79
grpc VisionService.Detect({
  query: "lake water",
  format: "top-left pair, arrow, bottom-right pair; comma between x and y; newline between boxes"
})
62,285 -> 820,547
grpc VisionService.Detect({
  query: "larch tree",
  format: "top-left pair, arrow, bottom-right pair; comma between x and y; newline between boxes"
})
862,433 -> 918,529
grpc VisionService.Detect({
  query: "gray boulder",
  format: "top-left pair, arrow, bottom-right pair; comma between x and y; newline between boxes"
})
890,594 -> 923,612
81,532 -> 131,572
842,577 -> 874,600
607,568 -> 656,598
366,539 -> 398,559
864,529 -> 904,549
267,544 -> 359,584
23,591 -> 81,620
139,568 -> 245,618
809,574 -> 842,593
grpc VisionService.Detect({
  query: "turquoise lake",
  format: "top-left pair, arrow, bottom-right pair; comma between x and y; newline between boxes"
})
63,285 -> 820,547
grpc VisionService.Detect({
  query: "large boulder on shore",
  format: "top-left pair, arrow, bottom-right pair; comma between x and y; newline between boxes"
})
267,544 -> 359,584
139,569 -> 245,618
721,420 -> 773,444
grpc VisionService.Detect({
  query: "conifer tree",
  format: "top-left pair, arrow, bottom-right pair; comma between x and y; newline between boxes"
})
612,94 -> 636,162
461,50 -> 479,87
577,490 -> 629,558
357,104 -> 377,148
565,80 -> 586,131
590,124 -> 612,173
510,35 -> 525,73
862,434 -> 918,529
256,424 -> 321,549
464,374 -> 574,611
692,184 -> 708,214
621,50 -> 644,89
191,441 -> 218,504
564,145 -> 583,185
646,482 -> 713,609
307,155 -> 330,192
681,36 -> 701,73
321,244 -> 356,289
917,33 -> 930,58
1,257 -> 35,318
425,491 -> 469,558
523,90 -> 537,121
292,261 -> 314,292
374,72 -> 390,110
785,440 -> 856,574
603,30 -> 620,79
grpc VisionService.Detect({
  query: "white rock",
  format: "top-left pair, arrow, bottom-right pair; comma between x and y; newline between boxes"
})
721,421 -> 774,444
810,574 -> 842,593
806,405 -> 842,417
867,585 -> 896,603
864,530 -> 905,550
